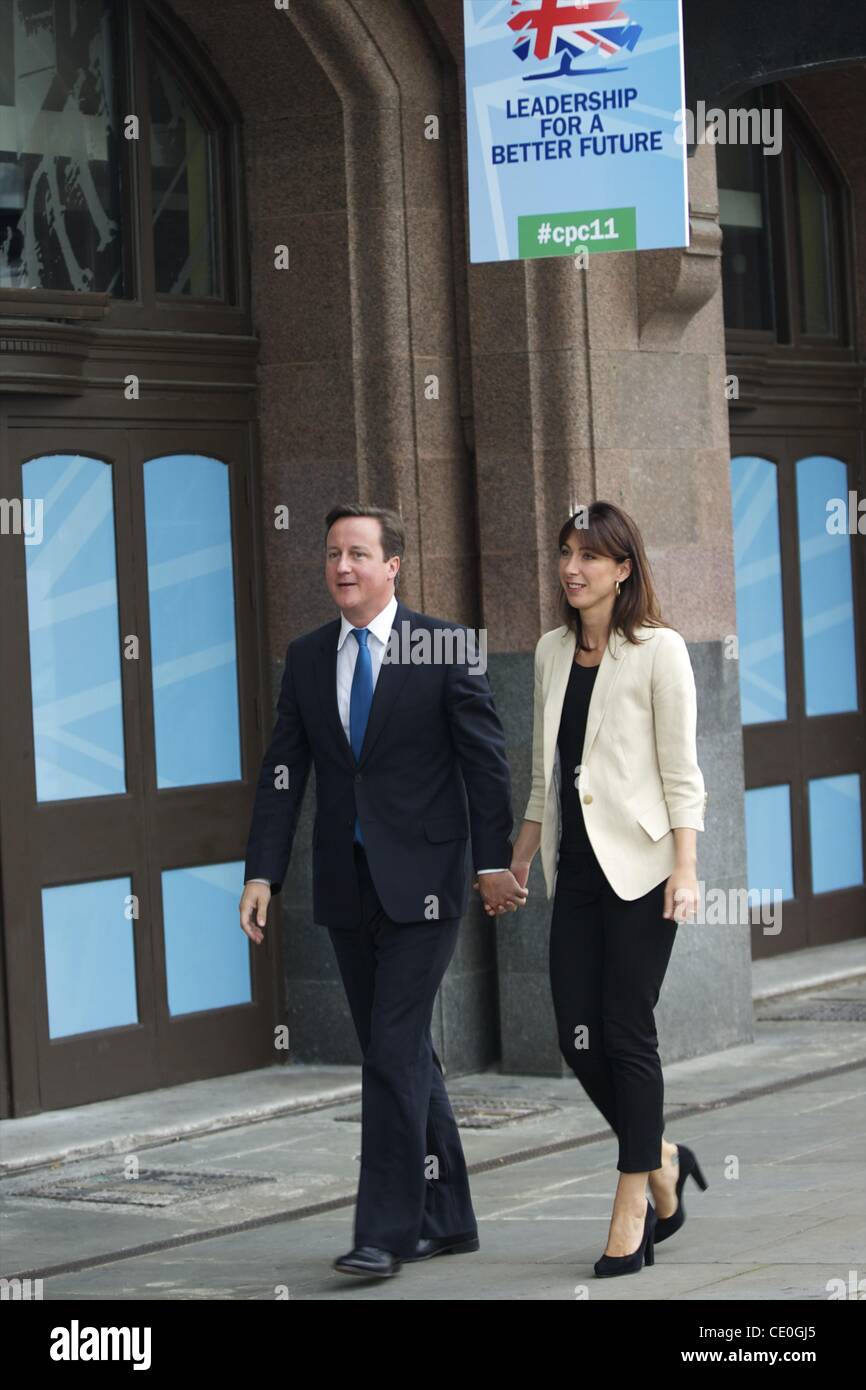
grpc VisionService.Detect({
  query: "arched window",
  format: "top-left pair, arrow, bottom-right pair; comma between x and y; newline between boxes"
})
0,0 -> 245,330
717,83 -> 852,352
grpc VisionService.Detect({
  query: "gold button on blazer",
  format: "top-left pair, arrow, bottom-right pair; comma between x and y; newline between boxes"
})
524,623 -> 708,901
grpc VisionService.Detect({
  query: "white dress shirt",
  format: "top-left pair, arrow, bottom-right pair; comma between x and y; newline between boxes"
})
246,593 -> 505,882
335,593 -> 400,745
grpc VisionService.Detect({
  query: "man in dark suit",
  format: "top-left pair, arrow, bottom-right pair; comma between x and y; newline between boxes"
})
239,504 -> 527,1277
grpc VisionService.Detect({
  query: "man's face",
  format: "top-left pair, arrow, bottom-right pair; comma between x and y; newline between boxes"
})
325,515 -> 399,618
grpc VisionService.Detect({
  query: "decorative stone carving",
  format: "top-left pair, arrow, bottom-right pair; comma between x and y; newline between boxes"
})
637,210 -> 722,346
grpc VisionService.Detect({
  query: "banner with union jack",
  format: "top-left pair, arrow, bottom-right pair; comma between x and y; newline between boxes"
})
463,0 -> 689,262
508,0 -> 642,66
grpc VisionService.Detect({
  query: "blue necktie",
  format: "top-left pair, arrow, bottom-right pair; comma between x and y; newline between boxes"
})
350,628 -> 373,844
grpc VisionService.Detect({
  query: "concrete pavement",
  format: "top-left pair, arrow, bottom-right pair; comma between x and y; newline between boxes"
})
1,945 -> 864,1302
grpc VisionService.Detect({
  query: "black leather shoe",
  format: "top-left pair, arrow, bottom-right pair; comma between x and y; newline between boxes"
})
333,1246 -> 402,1277
404,1232 -> 480,1263
593,1199 -> 656,1278
653,1143 -> 709,1245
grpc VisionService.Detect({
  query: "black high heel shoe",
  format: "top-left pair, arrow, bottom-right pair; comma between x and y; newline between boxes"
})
652,1143 -> 708,1245
594,1198 -> 656,1277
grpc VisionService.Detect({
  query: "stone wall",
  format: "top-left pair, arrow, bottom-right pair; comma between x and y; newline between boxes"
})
167,0 -> 757,1072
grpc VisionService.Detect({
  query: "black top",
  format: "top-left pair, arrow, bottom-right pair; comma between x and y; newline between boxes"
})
557,659 -> 599,853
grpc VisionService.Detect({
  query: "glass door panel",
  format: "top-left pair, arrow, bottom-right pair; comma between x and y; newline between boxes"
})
22,454 -> 126,801
744,784 -> 795,902
795,455 -> 858,715
162,861 -> 250,1016
807,776 -> 864,895
42,876 -> 138,1038
730,454 -> 788,724
143,454 -> 241,788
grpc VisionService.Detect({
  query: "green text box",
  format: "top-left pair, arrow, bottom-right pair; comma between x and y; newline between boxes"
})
518,207 -> 637,258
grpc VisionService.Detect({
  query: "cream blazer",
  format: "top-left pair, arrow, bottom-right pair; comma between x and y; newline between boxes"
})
524,622 -> 707,901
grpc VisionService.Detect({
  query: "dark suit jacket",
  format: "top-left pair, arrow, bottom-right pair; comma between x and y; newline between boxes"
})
243,599 -> 514,927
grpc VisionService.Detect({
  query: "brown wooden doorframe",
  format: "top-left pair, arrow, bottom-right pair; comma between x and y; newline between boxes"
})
126,426 -> 273,1086
0,414 -> 277,1113
732,427 -> 866,958
1,425 -> 157,1110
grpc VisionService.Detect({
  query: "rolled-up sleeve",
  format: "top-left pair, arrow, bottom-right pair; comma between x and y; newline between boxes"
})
524,636 -> 547,823
651,630 -> 707,831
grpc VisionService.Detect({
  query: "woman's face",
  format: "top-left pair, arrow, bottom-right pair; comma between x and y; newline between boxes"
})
559,531 -> 630,611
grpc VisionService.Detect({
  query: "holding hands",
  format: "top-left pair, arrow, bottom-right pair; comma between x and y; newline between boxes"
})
472,862 -> 530,917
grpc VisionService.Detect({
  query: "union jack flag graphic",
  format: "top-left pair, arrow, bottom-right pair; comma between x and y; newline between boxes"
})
508,0 -> 642,69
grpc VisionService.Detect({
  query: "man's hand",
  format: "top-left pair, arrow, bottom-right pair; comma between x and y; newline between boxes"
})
239,882 -> 272,944
473,869 -> 528,917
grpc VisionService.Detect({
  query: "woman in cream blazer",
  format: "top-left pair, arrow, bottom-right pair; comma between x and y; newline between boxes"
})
525,614 -> 708,903
503,501 -> 709,1278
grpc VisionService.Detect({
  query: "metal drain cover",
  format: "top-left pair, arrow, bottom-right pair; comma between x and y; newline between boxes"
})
757,999 -> 866,1022
10,1168 -> 274,1207
335,1096 -> 559,1129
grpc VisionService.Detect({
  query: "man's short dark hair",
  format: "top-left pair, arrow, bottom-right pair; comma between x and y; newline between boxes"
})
324,504 -> 405,593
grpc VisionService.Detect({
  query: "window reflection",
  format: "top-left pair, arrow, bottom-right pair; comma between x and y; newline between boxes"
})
717,139 -> 775,333
793,143 -> 834,336
0,0 -> 123,293
149,44 -> 219,297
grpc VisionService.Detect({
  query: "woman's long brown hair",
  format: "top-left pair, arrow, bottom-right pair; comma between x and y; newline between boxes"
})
557,501 -> 671,655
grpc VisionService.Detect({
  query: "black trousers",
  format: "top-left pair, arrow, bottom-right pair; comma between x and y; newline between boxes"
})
549,843 -> 679,1173
326,844 -> 477,1258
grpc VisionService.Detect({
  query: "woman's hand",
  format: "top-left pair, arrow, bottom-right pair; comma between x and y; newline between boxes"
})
471,822 -> 539,916
663,866 -> 698,922
511,861 -> 531,891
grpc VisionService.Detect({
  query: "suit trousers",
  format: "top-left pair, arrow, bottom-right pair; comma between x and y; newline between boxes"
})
326,843 -> 477,1257
549,842 -> 679,1173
